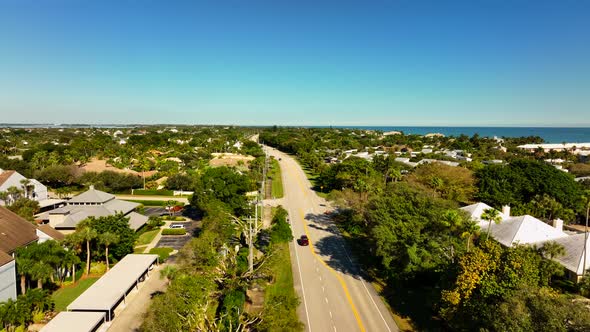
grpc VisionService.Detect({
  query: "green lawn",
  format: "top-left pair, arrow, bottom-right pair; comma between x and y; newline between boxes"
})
136,229 -> 160,246
134,245 -> 148,253
262,242 -> 302,330
270,159 -> 284,199
52,277 -> 100,312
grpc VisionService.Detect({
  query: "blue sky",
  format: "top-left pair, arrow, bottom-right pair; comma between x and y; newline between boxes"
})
0,1 -> 589,126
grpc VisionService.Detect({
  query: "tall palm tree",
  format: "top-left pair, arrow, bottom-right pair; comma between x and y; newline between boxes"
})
481,208 -> 502,241
78,225 -> 98,276
99,232 -> 119,271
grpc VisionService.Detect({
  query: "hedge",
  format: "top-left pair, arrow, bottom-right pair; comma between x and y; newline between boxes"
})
132,189 -> 174,196
162,228 -> 187,236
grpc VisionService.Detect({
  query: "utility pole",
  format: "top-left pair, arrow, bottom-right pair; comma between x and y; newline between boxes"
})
584,199 -> 590,276
249,216 -> 253,273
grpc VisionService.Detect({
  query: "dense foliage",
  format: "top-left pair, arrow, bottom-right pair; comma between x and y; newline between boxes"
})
476,159 -> 585,222
0,289 -> 53,330
191,166 -> 255,216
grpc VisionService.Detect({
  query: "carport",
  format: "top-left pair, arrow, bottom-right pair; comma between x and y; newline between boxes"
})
67,254 -> 158,321
40,312 -> 105,332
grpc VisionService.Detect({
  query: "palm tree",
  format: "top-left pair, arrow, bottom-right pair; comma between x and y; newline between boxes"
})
430,176 -> 444,197
5,186 -> 22,205
99,232 -> 119,271
481,208 -> 502,241
63,233 -> 84,283
385,167 -> 402,185
20,178 -> 31,199
14,250 -> 34,295
78,225 -> 98,276
461,221 -> 480,252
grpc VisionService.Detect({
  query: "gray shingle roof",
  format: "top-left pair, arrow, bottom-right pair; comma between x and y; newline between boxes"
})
68,187 -> 115,204
127,212 -> 148,231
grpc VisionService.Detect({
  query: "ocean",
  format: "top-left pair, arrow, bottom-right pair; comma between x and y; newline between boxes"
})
330,127 -> 590,144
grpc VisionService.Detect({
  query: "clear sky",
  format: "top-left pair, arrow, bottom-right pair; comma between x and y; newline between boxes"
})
0,0 -> 588,126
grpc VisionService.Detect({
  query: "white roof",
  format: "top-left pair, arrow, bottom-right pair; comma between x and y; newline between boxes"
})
460,202 -> 494,223
552,233 -> 590,275
67,254 -> 158,312
41,312 -> 105,332
482,215 -> 568,247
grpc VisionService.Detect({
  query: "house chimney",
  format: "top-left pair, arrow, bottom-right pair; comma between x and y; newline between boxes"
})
502,205 -> 510,218
553,219 -> 564,232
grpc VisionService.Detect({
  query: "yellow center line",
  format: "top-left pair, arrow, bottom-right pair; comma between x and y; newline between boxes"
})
286,159 -> 367,332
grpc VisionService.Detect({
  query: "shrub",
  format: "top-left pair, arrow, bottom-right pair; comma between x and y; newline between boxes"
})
149,247 -> 174,262
162,216 -> 185,221
269,206 -> 293,244
32,310 -> 44,324
90,262 -> 107,275
162,228 -> 187,236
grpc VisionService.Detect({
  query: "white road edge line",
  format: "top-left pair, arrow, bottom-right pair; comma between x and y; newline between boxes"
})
291,208 -> 312,332
340,244 -> 393,332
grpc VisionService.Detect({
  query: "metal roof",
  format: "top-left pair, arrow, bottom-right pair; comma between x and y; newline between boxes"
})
67,254 -> 158,312
68,187 -> 115,204
40,312 -> 105,332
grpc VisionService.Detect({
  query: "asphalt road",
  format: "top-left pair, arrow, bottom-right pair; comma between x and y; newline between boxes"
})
266,146 -> 399,332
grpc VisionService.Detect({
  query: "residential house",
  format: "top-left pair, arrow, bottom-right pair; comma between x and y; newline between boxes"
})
0,207 -> 39,302
0,169 -> 48,204
460,202 -> 590,281
36,186 -> 148,234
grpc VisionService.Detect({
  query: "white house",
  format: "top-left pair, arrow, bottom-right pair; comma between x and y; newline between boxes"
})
460,202 -> 587,281
0,169 -> 48,204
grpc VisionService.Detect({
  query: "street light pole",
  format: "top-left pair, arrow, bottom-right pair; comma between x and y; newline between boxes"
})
584,201 -> 590,277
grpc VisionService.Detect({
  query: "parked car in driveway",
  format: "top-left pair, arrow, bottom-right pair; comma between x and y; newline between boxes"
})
298,235 -> 309,246
170,224 -> 185,229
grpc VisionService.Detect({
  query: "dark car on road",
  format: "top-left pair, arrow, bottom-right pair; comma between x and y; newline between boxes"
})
298,235 -> 309,246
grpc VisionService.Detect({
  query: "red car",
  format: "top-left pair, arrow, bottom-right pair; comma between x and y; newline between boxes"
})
298,235 -> 309,246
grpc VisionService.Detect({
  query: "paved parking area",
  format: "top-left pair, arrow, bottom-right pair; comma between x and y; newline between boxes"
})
155,220 -> 199,250
144,207 -> 167,217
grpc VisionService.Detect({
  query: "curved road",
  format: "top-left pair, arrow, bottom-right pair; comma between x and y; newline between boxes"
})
266,146 -> 398,332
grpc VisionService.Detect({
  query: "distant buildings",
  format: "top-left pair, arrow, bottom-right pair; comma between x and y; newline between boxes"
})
518,143 -> 590,155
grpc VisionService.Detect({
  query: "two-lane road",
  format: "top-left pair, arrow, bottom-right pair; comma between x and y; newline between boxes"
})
266,146 -> 398,332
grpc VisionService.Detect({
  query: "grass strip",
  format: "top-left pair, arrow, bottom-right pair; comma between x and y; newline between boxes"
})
52,277 -> 100,312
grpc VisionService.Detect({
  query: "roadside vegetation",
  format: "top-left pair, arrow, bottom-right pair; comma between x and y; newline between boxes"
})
269,158 -> 283,199
262,127 -> 590,330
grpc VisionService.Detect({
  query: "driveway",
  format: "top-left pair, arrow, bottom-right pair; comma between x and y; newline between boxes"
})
106,264 -> 169,332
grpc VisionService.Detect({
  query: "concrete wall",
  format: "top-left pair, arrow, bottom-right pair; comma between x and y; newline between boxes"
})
0,260 -> 17,302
